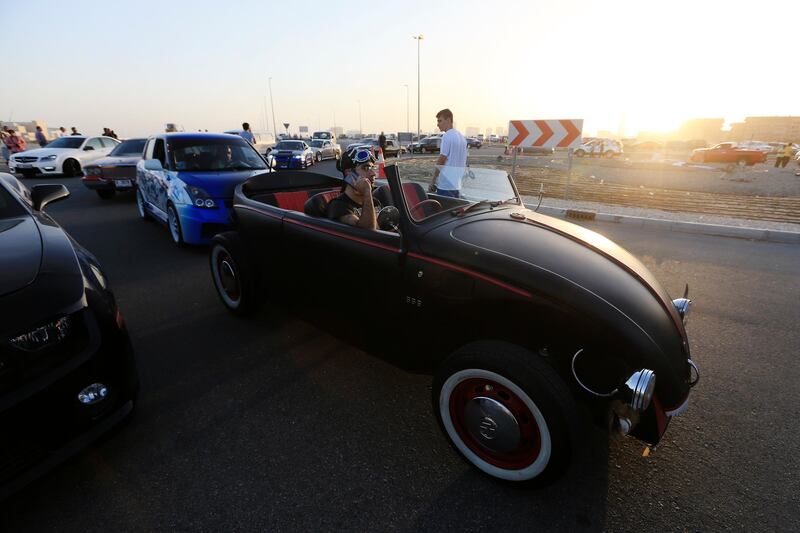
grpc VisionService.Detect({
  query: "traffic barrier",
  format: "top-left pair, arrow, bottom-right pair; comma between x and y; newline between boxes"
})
377,148 -> 386,178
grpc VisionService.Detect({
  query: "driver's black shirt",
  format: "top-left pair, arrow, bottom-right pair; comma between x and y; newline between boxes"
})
327,193 -> 381,224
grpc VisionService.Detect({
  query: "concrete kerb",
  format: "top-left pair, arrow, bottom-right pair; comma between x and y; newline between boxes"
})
526,204 -> 800,244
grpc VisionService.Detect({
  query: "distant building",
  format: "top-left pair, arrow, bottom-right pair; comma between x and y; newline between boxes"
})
465,126 -> 480,137
678,118 -> 724,143
495,126 -> 506,137
728,116 -> 800,142
1,119 -> 55,142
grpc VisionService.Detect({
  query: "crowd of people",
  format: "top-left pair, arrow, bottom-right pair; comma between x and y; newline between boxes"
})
0,124 -> 122,163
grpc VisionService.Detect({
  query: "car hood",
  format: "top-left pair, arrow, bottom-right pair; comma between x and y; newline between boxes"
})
88,155 -> 141,167
0,216 -> 41,296
12,147 -> 77,158
178,169 -> 267,198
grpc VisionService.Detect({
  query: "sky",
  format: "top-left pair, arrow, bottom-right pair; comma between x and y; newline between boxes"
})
1,0 -> 798,138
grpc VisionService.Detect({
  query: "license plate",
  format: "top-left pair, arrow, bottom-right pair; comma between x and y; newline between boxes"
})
16,163 -> 31,169
116,179 -> 132,188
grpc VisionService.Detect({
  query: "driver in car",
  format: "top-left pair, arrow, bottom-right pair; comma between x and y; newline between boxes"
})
328,148 -> 379,229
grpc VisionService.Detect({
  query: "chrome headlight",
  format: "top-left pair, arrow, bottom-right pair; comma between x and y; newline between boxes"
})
672,298 -> 692,324
9,316 -> 72,352
40,154 -> 57,161
619,369 -> 656,412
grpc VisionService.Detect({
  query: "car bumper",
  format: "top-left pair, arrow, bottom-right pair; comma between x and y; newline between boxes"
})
176,202 -> 235,245
9,163 -> 61,175
273,157 -> 306,169
81,177 -> 137,192
0,306 -> 138,500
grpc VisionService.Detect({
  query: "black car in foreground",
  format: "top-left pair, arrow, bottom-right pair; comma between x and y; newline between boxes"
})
208,164 -> 699,486
0,173 -> 138,500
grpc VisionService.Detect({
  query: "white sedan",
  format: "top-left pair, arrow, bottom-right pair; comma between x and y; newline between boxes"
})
9,136 -> 120,177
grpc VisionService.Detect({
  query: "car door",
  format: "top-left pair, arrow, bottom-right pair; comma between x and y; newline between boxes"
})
151,138 -> 170,215
81,137 -> 106,163
323,141 -> 333,158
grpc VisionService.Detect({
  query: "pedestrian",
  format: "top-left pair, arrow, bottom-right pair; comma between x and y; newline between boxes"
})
57,126 -> 68,138
379,131 -> 387,155
35,125 -> 48,147
428,108 -> 467,198
239,122 -> 255,144
3,127 -> 27,157
775,143 -> 793,168
70,126 -> 81,136
0,126 -> 10,163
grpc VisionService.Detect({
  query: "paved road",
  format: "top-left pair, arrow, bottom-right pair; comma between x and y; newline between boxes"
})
1,164 -> 799,532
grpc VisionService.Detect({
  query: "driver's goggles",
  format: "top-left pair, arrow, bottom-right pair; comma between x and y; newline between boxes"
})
350,149 -> 373,164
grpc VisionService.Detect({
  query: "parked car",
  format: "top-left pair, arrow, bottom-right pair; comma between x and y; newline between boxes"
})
224,130 -> 275,157
488,134 -> 500,143
574,138 -> 623,157
312,131 -> 336,143
0,173 -> 139,500
466,137 -> 482,149
135,133 -> 274,245
270,140 -> 315,170
8,136 -> 121,178
420,136 -> 442,153
309,139 -> 341,162
208,164 -> 699,486
689,143 -> 767,166
81,138 -> 147,199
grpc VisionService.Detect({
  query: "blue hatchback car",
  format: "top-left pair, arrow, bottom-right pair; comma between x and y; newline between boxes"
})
135,133 -> 272,245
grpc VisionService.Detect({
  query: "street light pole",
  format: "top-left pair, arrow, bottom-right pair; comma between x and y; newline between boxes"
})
358,100 -> 362,136
268,77 -> 277,140
413,35 -> 423,141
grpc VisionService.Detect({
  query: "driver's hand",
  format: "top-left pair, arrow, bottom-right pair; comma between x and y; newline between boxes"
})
428,183 -> 437,193
356,177 -> 373,196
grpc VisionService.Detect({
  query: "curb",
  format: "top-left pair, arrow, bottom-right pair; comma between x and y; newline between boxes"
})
526,204 -> 800,244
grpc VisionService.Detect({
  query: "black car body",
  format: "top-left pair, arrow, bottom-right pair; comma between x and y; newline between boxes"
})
81,138 -> 147,199
209,165 -> 698,485
420,137 -> 442,153
0,173 -> 138,500
466,137 -> 482,148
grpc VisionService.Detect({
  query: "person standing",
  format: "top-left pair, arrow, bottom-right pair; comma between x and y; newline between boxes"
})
4,128 -> 27,157
239,122 -> 255,144
70,126 -> 81,136
378,131 -> 387,155
35,126 -> 48,147
429,108 -> 467,197
57,126 -> 68,138
775,143 -> 793,168
0,126 -> 10,163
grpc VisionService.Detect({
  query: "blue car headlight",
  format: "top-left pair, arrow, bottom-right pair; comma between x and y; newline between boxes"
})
186,185 -> 216,208
10,316 -> 72,352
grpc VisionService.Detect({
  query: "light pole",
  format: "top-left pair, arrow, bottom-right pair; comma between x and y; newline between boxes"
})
413,34 -> 423,141
403,84 -> 409,133
268,77 -> 277,140
357,100 -> 362,136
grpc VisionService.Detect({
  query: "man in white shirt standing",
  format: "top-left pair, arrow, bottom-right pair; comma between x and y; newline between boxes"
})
239,122 -> 255,144
429,108 -> 467,197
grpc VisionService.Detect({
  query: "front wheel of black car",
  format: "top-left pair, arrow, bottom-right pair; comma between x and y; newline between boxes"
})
210,232 -> 261,316
433,341 -> 578,486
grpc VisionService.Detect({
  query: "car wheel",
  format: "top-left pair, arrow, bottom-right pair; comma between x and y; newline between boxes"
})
136,190 -> 151,221
63,158 -> 81,177
167,204 -> 184,246
316,152 -> 322,162
433,341 -> 578,486
96,190 -> 115,200
210,232 -> 262,316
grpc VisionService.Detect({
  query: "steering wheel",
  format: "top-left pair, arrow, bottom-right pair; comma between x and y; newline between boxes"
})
377,205 -> 400,232
409,199 -> 443,219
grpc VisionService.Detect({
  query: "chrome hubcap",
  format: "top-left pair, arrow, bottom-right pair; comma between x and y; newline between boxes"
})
463,396 -> 521,454
219,258 -> 237,296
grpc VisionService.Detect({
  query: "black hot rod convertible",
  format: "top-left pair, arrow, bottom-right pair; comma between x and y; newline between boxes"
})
208,163 -> 699,485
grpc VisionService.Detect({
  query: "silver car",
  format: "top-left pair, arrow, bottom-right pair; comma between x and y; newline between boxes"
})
309,139 -> 341,162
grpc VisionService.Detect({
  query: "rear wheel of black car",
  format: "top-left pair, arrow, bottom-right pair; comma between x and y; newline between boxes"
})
433,341 -> 578,486
96,190 -> 115,199
210,232 -> 261,316
63,158 -> 81,177
167,204 -> 184,246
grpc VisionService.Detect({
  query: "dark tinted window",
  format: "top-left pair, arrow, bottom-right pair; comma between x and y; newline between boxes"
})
168,137 -> 267,172
274,141 -> 305,150
153,139 -> 166,165
110,139 -> 146,156
0,185 -> 27,218
45,137 -> 84,149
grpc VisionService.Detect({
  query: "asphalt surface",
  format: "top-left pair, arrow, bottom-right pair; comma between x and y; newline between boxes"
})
1,161 -> 799,532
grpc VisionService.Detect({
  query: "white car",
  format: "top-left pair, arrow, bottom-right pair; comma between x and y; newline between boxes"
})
574,138 -> 623,158
9,136 -> 120,177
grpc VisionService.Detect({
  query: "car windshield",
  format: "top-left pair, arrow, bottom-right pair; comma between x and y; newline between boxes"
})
310,140 -> 324,148
396,162 -> 519,222
168,138 -> 267,171
45,137 -> 84,149
275,141 -> 305,150
0,183 -> 28,219
313,132 -> 331,139
110,139 -> 146,156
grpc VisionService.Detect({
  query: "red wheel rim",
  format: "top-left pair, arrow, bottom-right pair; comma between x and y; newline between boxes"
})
449,377 -> 541,470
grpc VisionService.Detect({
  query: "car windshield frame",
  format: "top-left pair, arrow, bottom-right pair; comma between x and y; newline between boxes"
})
109,139 -> 146,157
44,137 -> 84,149
167,137 -> 268,172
